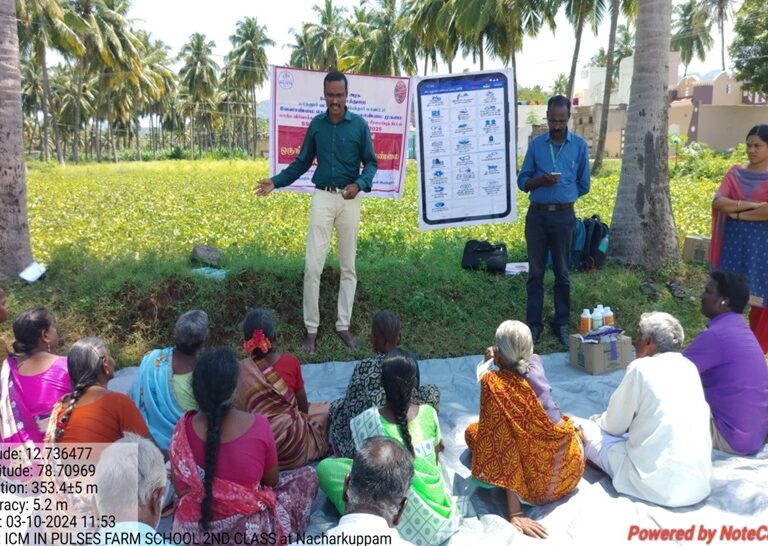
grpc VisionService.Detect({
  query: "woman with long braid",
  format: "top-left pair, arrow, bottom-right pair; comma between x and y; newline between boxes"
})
317,350 -> 460,546
169,347 -> 317,544
46,337 -> 148,444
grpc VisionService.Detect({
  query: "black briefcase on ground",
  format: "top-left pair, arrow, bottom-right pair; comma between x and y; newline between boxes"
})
461,240 -> 508,273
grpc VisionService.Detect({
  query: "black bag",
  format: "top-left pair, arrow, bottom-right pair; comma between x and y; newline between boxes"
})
462,240 -> 508,273
574,215 -> 609,270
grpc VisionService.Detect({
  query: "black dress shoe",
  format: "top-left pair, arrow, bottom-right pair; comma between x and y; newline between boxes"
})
530,325 -> 542,344
557,325 -> 570,347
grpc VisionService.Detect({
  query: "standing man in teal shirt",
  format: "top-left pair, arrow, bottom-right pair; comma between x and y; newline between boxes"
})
256,71 -> 377,354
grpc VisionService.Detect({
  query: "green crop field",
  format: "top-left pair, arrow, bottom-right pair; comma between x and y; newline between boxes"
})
1,148 -> 739,367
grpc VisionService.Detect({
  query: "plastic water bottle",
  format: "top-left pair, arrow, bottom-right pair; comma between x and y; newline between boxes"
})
592,307 -> 604,329
598,234 -> 609,254
580,309 -> 591,335
604,307 -> 614,326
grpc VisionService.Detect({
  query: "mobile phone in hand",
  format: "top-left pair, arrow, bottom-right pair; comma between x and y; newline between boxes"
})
550,172 -> 562,181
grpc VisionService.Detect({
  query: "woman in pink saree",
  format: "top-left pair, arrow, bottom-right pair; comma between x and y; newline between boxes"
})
1,308 -> 70,461
170,347 -> 316,545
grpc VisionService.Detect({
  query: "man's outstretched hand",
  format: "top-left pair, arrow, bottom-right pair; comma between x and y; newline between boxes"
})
255,179 -> 275,196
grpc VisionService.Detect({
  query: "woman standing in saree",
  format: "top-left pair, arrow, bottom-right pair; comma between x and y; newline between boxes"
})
234,308 -> 329,469
317,350 -> 461,546
169,347 -> 316,545
1,308 -> 70,458
465,320 -> 584,538
711,124 -> 768,353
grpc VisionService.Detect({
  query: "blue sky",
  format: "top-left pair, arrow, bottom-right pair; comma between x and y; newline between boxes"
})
128,0 -> 736,100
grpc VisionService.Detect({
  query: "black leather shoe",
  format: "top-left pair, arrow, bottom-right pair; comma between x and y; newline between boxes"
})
557,325 -> 570,347
530,325 -> 542,344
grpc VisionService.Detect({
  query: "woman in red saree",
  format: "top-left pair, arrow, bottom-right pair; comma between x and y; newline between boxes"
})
170,347 -> 316,545
711,125 -> 768,353
234,308 -> 329,469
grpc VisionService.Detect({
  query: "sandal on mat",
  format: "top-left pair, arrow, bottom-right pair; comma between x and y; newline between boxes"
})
640,279 -> 657,296
666,280 -> 686,299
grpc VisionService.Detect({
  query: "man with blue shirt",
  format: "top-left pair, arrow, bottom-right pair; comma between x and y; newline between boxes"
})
256,71 -> 377,354
517,95 -> 590,346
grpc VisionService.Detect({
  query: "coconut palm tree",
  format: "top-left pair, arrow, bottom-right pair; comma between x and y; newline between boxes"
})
340,0 -> 417,76
552,73 -> 569,95
563,0 -> 606,98
0,0 -> 33,279
671,0 -> 713,76
228,16 -> 274,157
700,0 -> 735,71
286,24 -> 315,69
610,0 -> 678,269
453,0 -> 557,158
20,54 -> 44,152
68,0 -> 141,163
178,32 -> 219,159
16,0 -> 84,164
591,0 -> 636,175
305,0 -> 348,71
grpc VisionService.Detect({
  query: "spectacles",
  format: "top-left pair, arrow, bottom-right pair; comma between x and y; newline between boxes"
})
547,118 -> 568,126
325,93 -> 346,100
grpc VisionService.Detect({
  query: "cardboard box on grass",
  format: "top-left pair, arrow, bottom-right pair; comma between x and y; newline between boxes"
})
682,236 -> 711,264
569,334 -> 633,375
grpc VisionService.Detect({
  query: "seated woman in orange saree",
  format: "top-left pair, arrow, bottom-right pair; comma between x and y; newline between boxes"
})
234,309 -> 329,469
466,321 -> 584,539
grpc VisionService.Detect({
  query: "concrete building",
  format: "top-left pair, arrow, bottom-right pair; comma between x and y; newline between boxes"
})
572,51 -> 768,154
669,72 -> 768,150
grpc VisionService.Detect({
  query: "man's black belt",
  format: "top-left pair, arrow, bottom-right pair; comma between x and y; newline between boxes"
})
530,202 -> 574,211
316,185 -> 345,193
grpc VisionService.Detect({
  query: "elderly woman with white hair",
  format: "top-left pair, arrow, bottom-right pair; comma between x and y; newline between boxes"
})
95,433 -> 168,543
465,320 -> 585,539
131,310 -> 209,451
577,312 -> 712,507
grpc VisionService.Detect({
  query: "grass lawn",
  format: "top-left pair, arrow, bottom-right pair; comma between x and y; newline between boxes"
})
1,155 -> 731,367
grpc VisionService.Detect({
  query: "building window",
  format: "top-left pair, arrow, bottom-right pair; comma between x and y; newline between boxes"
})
588,116 -> 593,123
725,84 -> 732,94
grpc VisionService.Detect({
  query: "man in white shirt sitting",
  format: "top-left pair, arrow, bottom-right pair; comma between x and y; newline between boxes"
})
326,436 -> 415,545
575,312 -> 712,507
95,433 -> 172,545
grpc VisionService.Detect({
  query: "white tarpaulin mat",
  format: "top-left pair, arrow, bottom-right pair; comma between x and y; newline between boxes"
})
106,353 -> 768,545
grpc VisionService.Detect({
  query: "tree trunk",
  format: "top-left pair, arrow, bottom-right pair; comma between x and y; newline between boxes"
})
108,98 -> 118,163
73,57 -> 84,164
252,87 -> 258,158
511,49 -> 519,168
609,0 -> 678,270
38,45 -> 49,161
94,68 -> 105,162
591,0 -> 620,175
40,47 -> 64,165
479,35 -> 484,71
567,16 -> 585,100
719,19 -> 725,71
135,117 -> 141,161
0,0 -> 33,279
244,114 -> 250,157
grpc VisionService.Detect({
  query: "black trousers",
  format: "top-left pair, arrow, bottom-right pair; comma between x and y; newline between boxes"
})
524,206 -> 576,331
